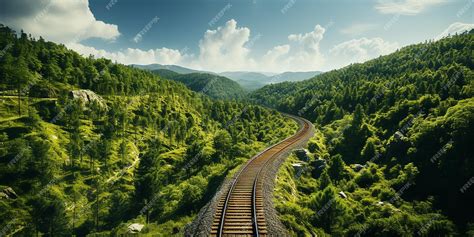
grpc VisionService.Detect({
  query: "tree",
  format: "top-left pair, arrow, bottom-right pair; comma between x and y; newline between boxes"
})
67,100 -> 83,168
4,55 -> 31,116
352,104 -> 365,128
29,194 -> 70,236
213,130 -> 232,159
319,170 -> 332,189
327,154 -> 346,182
309,186 -> 348,233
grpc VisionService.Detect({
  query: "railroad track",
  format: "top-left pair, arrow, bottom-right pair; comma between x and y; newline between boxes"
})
211,115 -> 312,237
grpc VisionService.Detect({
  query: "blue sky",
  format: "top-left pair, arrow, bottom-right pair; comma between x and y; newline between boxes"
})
0,0 -> 473,72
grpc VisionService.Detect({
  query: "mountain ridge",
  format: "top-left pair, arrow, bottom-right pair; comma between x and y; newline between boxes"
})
132,63 -> 322,90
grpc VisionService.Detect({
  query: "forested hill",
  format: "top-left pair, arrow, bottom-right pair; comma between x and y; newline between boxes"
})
253,31 -> 474,235
0,24 -> 297,236
152,69 -> 246,99
251,30 -> 473,122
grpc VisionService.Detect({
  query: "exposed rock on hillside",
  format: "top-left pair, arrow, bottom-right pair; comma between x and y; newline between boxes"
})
69,89 -> 107,109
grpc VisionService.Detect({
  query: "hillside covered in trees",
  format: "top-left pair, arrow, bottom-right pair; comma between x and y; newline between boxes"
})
152,69 -> 246,100
0,25 -> 298,236
251,31 -> 474,235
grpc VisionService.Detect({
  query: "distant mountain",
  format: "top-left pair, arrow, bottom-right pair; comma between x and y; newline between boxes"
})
269,71 -> 322,84
219,71 -> 270,82
219,72 -> 269,91
153,69 -> 246,100
219,71 -> 322,91
131,64 -> 207,74
153,69 -> 181,78
133,64 -> 322,91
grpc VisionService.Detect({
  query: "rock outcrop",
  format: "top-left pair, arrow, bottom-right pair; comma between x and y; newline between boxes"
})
69,89 -> 107,110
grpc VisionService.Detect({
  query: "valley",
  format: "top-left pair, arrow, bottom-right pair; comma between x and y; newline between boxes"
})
0,6 -> 473,236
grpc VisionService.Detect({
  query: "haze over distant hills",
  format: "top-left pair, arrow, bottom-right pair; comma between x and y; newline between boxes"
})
131,64 -> 210,74
132,63 -> 322,91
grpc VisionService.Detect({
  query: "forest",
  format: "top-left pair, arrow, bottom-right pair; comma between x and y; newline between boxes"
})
251,30 -> 474,236
151,69 -> 247,100
0,24 -> 297,236
0,22 -> 473,237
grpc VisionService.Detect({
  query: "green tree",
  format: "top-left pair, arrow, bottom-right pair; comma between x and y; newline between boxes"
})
327,154 -> 346,182
213,130 -> 232,159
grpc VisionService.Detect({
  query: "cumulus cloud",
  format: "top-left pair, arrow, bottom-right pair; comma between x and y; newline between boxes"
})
436,22 -> 474,40
0,0 -> 120,43
0,0 -> 402,73
375,0 -> 446,15
329,37 -> 399,68
258,25 -> 326,72
283,25 -> 326,71
196,19 -> 255,71
261,45 -> 291,72
67,43 -> 189,65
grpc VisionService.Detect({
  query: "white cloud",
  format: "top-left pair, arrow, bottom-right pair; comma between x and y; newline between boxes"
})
340,23 -> 378,36
261,24 -> 326,72
261,45 -> 291,72
286,27 -> 326,71
436,22 -> 474,40
375,0 -> 446,15
196,19 -> 255,71
67,43 -> 189,66
329,37 -> 399,68
0,0 -> 120,43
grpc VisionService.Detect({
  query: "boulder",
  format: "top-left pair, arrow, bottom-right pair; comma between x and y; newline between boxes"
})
3,187 -> 18,199
294,148 -> 310,161
292,162 -> 305,174
394,131 -> 405,141
312,159 -> 326,168
352,164 -> 365,172
69,89 -> 107,109
311,159 -> 326,177
128,223 -> 144,233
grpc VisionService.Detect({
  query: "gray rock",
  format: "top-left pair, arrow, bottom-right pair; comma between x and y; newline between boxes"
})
3,187 -> 18,199
313,159 -> 326,167
69,89 -> 107,109
128,223 -> 144,233
0,192 -> 8,199
294,148 -> 310,161
352,164 -> 365,172
394,131 -> 405,141
292,163 -> 305,175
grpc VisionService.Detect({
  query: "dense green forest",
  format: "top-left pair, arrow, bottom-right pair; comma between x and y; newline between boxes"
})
1,21 -> 473,237
0,25 -> 298,236
252,31 -> 474,235
152,69 -> 246,100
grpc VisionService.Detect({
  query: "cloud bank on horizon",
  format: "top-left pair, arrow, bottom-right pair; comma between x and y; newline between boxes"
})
0,0 -> 472,73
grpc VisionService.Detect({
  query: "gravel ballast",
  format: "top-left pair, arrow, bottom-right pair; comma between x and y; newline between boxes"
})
185,118 -> 314,236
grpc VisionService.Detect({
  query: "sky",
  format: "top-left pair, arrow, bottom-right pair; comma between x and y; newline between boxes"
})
0,0 -> 473,73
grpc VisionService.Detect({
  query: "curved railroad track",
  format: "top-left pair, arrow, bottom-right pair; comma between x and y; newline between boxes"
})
211,115 -> 312,236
